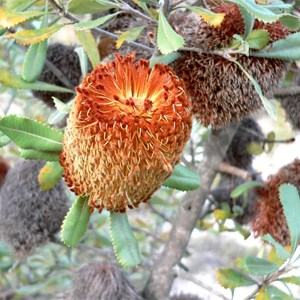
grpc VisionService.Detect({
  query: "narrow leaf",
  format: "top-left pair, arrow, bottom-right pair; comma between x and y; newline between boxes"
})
110,212 -> 142,268
280,276 -> 300,286
0,115 -> 63,152
240,6 -> 255,39
230,181 -> 265,198
157,8 -> 184,55
20,149 -> 60,162
257,285 -> 294,300
53,97 -> 72,114
0,8 -> 44,29
22,40 -> 47,82
61,196 -> 91,247
38,161 -> 63,190
216,268 -> 257,289
0,132 -> 11,148
263,234 -> 291,260
186,6 -> 225,27
67,0 -> 118,14
163,164 -> 200,191
149,52 -> 181,67
245,29 -> 270,50
75,30 -> 100,68
0,69 -> 74,93
251,32 -> 300,61
74,13 -> 119,30
235,257 -> 278,275
116,25 -> 146,49
6,24 -> 64,45
279,183 -> 300,253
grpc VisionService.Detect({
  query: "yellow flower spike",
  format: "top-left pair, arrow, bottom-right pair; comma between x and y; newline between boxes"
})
60,53 -> 192,213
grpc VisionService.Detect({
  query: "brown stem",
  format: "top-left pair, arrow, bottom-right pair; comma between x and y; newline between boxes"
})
218,162 -> 251,180
274,86 -> 300,97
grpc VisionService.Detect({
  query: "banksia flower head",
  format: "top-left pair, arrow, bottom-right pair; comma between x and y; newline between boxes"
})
60,53 -> 192,213
252,159 -> 300,246
32,43 -> 83,106
280,95 -> 300,130
0,160 -> 69,257
70,262 -> 142,300
174,3 -> 289,128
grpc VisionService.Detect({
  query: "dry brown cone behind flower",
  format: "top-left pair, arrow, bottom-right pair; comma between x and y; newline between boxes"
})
60,53 -> 192,213
251,159 -> 300,246
173,3 -> 290,128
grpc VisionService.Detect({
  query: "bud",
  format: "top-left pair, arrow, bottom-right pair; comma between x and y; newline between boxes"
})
60,53 -> 192,213
0,160 -> 69,257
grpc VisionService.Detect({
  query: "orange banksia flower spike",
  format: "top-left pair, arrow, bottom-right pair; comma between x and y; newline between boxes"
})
174,3 -> 290,128
251,159 -> 300,246
60,53 -> 192,213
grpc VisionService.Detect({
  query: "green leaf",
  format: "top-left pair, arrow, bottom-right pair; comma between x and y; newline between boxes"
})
240,6 -> 255,39
67,0 -> 118,14
280,276 -> 300,286
257,285 -> 294,300
74,13 -> 119,30
251,32 -> 300,61
22,40 -> 47,82
279,183 -> 300,253
230,181 -> 265,198
229,58 -> 277,119
53,97 -> 72,114
5,0 -> 38,11
110,212 -> 142,268
6,24 -> 64,45
163,164 -> 200,191
265,131 -> 275,153
75,47 -> 89,77
0,69 -> 75,93
132,0 -> 152,16
61,196 -> 91,247
216,268 -> 257,289
280,15 -> 300,31
157,8 -> 184,55
0,115 -> 63,152
116,25 -> 146,49
0,8 -> 44,29
247,141 -> 264,155
0,132 -> 11,148
38,161 -> 63,190
75,30 -> 100,68
235,257 -> 278,275
245,29 -> 270,50
263,234 -> 290,260
20,149 -> 60,162
149,52 -> 181,68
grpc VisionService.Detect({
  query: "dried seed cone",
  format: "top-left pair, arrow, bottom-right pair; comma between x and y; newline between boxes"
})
0,160 -> 69,257
70,262 -> 142,300
60,53 -> 192,213
252,159 -> 300,246
173,3 -> 289,128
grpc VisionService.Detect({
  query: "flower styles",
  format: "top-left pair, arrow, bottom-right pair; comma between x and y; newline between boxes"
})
61,53 -> 192,213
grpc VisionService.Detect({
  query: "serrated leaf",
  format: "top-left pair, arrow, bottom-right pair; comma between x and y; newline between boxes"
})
216,268 -> 257,289
186,6 -> 225,27
264,234 -> 291,260
53,97 -> 72,114
67,0 -> 118,14
20,149 -> 60,162
116,25 -> 146,49
0,132 -> 11,148
256,285 -> 294,300
75,30 -> 100,69
132,0 -> 152,16
110,212 -> 142,268
246,29 -> 270,50
251,32 -> 300,61
0,115 -> 63,152
280,276 -> 300,286
157,8 -> 184,55
0,69 -> 74,93
230,58 -> 277,119
6,23 -> 64,45
22,40 -> 47,82
163,164 -> 200,191
235,257 -> 278,275
279,183 -> 300,253
61,196 -> 91,247
267,247 -> 287,266
38,161 -> 63,190
149,52 -> 181,68
280,15 -> 300,31
240,6 -> 255,39
5,0 -> 38,11
0,8 -> 44,29
230,181 -> 265,198
74,13 -> 119,30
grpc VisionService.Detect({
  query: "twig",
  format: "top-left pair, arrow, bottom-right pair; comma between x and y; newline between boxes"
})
178,270 -> 231,300
147,203 -> 172,223
120,2 -> 157,24
274,86 -> 300,97
143,126 -> 238,300
218,162 -> 250,180
132,226 -> 165,243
